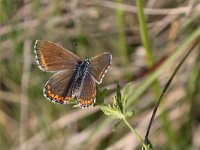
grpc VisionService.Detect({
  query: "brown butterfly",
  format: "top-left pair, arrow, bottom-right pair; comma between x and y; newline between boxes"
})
34,40 -> 112,109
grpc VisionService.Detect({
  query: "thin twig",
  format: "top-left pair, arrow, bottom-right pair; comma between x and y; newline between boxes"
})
145,36 -> 200,142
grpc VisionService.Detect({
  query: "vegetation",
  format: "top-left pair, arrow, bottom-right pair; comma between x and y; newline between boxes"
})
0,0 -> 200,149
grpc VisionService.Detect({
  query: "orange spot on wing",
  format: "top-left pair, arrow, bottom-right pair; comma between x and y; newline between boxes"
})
54,95 -> 59,99
78,97 -> 95,106
39,52 -> 48,70
65,96 -> 72,101
47,85 -> 51,89
47,91 -> 51,95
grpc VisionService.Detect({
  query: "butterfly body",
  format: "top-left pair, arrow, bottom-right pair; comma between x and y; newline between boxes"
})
71,60 -> 89,98
34,40 -> 112,109
74,60 -> 89,81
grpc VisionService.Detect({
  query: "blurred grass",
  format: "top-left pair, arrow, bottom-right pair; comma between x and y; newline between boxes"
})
0,0 -> 200,150
136,1 -> 176,148
136,0 -> 153,67
115,0 -> 129,66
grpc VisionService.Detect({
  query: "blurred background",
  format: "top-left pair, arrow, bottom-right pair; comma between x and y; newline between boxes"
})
0,0 -> 200,150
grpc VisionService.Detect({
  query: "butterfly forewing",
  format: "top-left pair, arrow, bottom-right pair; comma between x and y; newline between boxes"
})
34,40 -> 80,72
89,52 -> 112,83
44,70 -> 75,104
78,73 -> 96,109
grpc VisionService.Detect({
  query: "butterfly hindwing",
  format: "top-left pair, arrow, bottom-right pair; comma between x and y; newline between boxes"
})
89,52 -> 112,84
44,70 -> 75,104
34,40 -> 80,72
78,73 -> 96,109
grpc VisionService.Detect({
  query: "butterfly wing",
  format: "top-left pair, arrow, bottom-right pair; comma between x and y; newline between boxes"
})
78,73 -> 96,109
89,52 -> 112,84
34,40 -> 80,72
44,70 -> 75,104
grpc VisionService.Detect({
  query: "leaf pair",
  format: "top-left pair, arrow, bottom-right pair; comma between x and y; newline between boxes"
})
101,83 -> 135,119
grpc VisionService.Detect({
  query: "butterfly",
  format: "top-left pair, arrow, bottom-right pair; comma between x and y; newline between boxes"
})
34,40 -> 112,109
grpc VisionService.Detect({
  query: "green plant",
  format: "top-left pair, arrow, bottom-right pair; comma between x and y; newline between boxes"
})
100,83 -> 150,150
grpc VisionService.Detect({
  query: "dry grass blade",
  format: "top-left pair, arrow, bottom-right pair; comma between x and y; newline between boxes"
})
20,107 -> 99,149
20,38 -> 31,150
19,1 -> 32,148
100,1 -> 197,15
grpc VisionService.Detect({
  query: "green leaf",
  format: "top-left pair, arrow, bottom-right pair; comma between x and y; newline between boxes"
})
95,85 -> 108,106
144,138 -> 154,150
115,84 -> 123,113
122,82 -> 132,112
101,105 -> 124,119
125,110 -> 136,118
68,99 -> 77,105
113,120 -> 122,132
113,96 -> 118,109
122,82 -> 132,99
72,104 -> 80,108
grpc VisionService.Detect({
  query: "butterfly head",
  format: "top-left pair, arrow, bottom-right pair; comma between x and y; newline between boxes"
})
85,57 -> 90,62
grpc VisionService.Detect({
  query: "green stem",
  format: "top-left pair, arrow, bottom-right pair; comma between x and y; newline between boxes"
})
136,0 -> 161,99
123,117 -> 148,150
145,37 -> 200,140
115,4 -> 128,66
136,0 -> 153,67
136,1 -> 177,146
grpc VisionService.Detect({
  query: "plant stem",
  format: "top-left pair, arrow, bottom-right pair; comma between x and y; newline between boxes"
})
136,0 -> 153,67
135,1 -> 177,145
115,0 -> 128,65
145,37 -> 200,140
136,0 -> 161,99
123,117 -> 148,150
